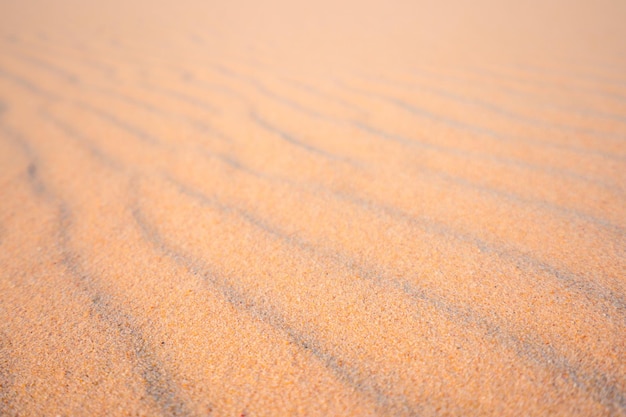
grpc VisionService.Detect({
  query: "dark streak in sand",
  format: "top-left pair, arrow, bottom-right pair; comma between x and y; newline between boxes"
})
6,126 -> 194,417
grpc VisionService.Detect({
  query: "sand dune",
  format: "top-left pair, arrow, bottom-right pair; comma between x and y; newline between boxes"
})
0,0 -> 625,415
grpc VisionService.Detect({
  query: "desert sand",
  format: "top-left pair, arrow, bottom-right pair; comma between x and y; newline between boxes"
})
0,0 -> 625,415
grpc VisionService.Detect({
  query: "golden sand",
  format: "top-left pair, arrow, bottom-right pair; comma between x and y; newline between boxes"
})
0,0 -> 625,415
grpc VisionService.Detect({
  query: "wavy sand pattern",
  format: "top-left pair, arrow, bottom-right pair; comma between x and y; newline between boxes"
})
0,0 -> 625,415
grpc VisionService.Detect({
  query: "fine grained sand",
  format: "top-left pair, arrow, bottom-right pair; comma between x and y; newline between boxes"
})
0,0 -> 625,415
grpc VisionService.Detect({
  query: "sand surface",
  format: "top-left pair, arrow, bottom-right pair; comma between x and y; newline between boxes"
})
0,0 -> 625,415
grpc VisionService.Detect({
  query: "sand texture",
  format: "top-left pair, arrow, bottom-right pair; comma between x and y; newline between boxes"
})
0,0 -> 625,415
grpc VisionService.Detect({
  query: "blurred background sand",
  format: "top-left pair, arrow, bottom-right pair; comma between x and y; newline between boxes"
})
0,0 -> 625,415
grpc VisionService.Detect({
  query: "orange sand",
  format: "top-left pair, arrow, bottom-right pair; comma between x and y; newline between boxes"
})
0,0 -> 625,415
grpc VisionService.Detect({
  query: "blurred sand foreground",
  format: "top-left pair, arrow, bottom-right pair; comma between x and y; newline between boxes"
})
0,0 -> 625,415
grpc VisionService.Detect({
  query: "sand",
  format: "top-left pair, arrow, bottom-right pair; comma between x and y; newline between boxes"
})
0,0 -> 625,415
